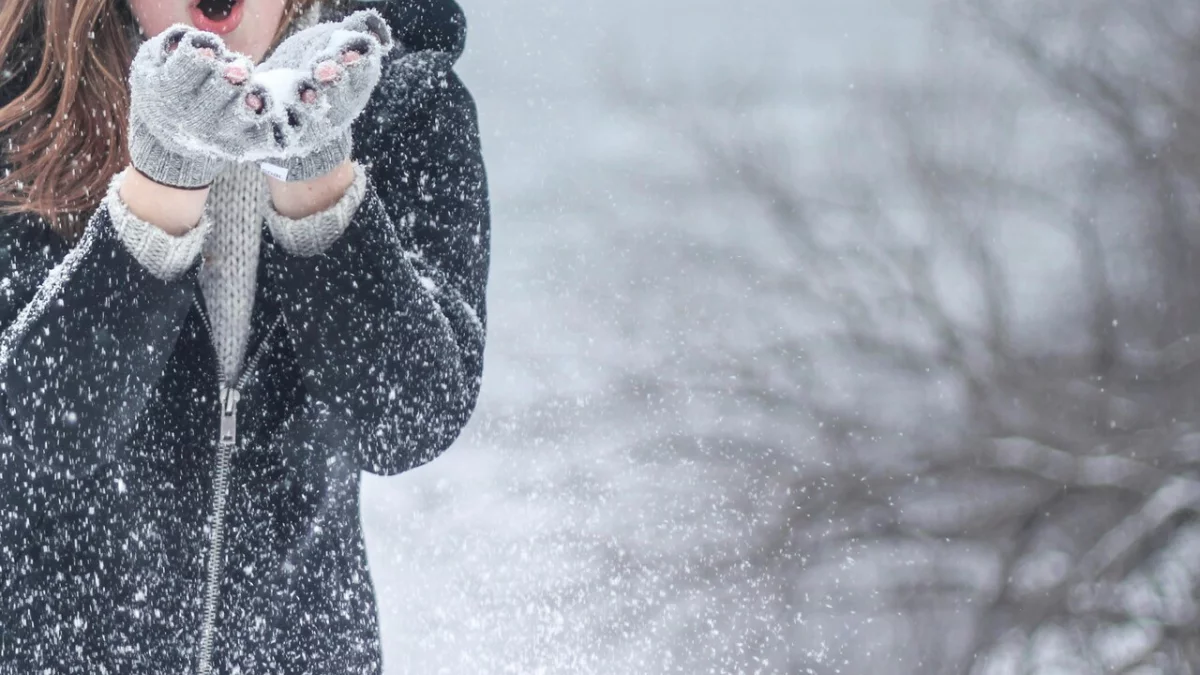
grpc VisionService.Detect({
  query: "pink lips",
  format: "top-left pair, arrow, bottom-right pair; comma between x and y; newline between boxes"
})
189,0 -> 244,36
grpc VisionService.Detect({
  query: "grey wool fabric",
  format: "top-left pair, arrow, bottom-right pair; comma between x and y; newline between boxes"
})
263,162 -> 367,257
198,163 -> 268,382
126,6 -> 393,188
104,161 -> 366,382
246,9 -> 395,181
105,174 -> 213,279
127,28 -> 265,188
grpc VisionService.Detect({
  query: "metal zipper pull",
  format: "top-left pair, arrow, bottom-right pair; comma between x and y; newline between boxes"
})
198,386 -> 241,675
219,387 -> 240,446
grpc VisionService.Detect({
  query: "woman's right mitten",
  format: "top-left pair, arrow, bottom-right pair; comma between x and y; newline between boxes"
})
244,10 -> 395,181
127,26 -> 270,188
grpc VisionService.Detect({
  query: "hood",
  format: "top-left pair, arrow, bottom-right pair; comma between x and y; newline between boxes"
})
334,0 -> 467,63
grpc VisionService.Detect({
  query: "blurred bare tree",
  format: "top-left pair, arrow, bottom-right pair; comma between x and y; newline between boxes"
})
584,0 -> 1200,672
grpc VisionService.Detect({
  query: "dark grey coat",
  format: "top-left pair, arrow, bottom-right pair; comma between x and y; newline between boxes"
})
0,1 -> 489,672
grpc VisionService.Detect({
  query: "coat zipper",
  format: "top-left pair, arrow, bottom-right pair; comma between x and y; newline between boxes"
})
193,293 -> 284,675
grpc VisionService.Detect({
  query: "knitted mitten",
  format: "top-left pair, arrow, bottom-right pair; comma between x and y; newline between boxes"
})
128,26 -> 269,188
244,10 -> 395,182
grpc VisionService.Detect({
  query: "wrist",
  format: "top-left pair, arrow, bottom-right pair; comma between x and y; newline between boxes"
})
127,115 -> 226,190
259,132 -> 353,185
267,159 -> 356,219
118,166 -> 211,236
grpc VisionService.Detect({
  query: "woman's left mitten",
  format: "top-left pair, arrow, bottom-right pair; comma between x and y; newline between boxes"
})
246,9 -> 395,181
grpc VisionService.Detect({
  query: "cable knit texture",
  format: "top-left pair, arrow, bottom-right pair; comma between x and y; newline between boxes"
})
104,170 -> 212,281
265,161 -> 367,257
200,163 -> 269,382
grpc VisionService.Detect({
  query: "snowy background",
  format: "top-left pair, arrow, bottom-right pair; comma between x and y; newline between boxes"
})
362,1 -> 1200,673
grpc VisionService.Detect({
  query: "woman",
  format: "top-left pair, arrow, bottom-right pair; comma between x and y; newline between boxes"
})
0,0 -> 489,672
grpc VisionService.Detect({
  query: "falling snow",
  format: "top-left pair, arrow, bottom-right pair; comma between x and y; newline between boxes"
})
4,0 -> 1200,673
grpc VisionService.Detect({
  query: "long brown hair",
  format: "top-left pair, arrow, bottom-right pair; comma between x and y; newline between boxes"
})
0,0 -> 319,240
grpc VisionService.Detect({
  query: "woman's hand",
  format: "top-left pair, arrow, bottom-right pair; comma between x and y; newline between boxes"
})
127,25 -> 268,189
121,25 -> 271,235
120,12 -> 394,231
244,10 -> 395,183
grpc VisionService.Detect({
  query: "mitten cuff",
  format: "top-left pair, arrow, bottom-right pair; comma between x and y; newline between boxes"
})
265,161 -> 367,257
105,169 -> 212,281
128,115 -> 226,189
265,132 -> 353,183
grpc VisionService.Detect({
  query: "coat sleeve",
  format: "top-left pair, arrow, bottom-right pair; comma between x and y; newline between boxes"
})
0,207 -> 202,476
263,59 -> 491,476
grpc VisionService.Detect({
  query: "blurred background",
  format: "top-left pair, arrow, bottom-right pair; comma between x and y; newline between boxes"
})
363,1 -> 1200,672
